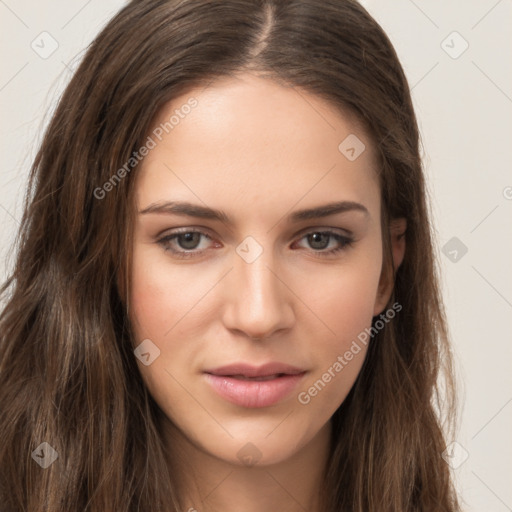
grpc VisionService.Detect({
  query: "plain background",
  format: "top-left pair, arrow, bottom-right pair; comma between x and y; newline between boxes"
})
0,1 -> 511,510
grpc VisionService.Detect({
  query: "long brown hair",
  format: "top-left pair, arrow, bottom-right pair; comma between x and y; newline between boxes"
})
0,0 -> 459,510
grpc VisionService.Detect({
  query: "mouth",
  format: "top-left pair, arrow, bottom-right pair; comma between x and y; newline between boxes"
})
205,362 -> 305,378
203,362 -> 307,408
221,373 -> 292,381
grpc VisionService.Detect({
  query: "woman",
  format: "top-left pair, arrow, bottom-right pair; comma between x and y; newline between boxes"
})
0,0 -> 460,510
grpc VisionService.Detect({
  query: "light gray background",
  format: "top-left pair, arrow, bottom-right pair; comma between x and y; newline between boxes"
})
1,1 -> 511,510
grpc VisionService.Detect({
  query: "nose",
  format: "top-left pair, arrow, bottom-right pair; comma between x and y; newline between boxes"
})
221,244 -> 295,341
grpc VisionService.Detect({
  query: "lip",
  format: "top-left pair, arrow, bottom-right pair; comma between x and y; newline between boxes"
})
204,362 -> 307,408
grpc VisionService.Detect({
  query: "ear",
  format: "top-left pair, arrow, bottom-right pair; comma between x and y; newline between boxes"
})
373,217 -> 407,316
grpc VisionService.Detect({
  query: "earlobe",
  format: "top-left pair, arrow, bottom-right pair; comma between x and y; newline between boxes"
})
373,217 -> 407,316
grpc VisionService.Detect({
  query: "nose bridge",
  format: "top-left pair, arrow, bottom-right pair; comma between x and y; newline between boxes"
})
239,247 -> 278,303
224,235 -> 293,338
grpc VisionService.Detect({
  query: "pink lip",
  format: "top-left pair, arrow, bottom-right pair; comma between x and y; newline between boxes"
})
204,362 -> 307,408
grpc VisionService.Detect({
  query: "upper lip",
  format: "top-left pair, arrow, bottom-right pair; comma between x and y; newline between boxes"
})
205,362 -> 306,378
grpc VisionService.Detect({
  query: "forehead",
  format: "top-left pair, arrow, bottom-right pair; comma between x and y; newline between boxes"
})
135,73 -> 380,223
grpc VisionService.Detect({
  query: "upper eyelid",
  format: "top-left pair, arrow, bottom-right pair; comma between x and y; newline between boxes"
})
295,226 -> 354,238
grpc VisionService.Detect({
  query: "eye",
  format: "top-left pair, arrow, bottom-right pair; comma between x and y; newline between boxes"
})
293,230 -> 354,257
156,229 -> 216,259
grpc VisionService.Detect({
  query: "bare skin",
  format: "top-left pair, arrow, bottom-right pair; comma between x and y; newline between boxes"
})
128,72 -> 406,512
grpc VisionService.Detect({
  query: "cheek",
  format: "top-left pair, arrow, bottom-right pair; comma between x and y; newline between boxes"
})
128,247 -> 213,396
319,278 -> 376,332
309,253 -> 382,347
128,246 -> 206,340
128,255 -> 200,423
129,274 -> 171,341
295,250 -> 382,405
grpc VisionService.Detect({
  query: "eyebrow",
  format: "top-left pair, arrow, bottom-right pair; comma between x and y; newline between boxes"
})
138,200 -> 369,223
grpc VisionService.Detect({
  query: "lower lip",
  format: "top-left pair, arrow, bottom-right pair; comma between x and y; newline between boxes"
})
204,372 -> 306,408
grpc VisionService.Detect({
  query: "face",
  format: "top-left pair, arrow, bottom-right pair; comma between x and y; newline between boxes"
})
128,72 -> 394,467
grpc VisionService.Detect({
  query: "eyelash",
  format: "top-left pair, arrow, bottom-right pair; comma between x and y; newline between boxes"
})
156,228 -> 354,260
